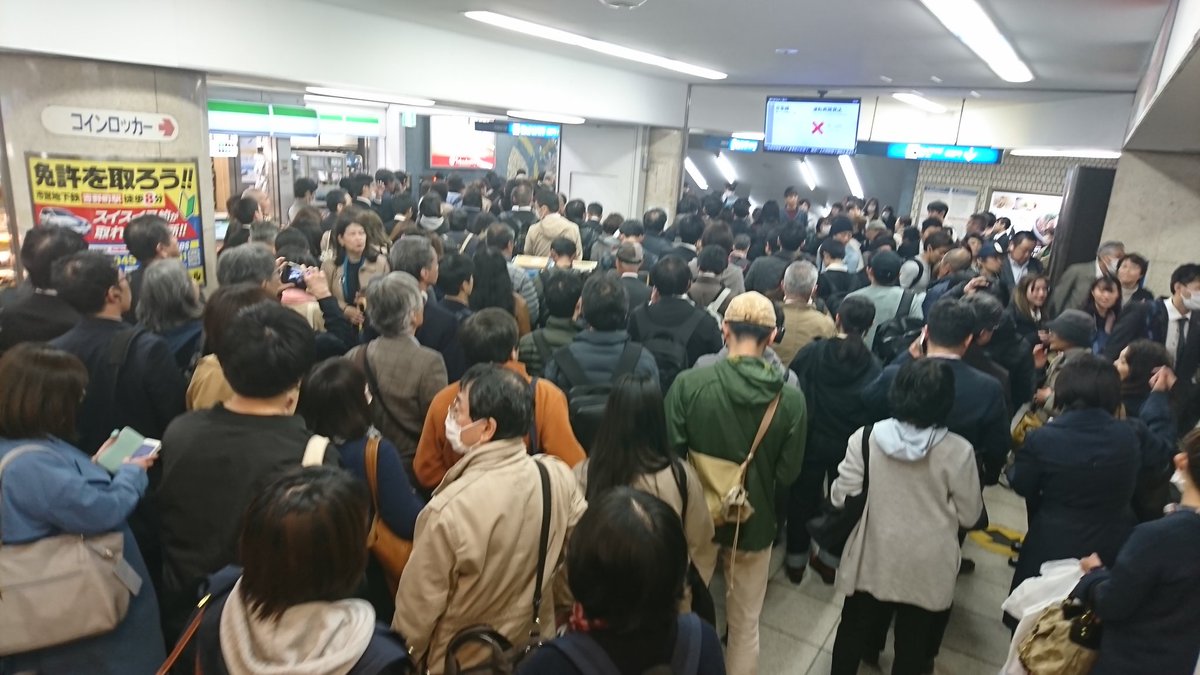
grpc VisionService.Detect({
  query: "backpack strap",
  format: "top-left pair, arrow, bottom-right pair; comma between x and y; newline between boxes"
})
670,613 -> 704,675
527,377 -> 540,455
544,634 -> 621,675
550,347 -> 589,390
355,344 -> 409,433
893,290 -> 916,321
613,342 -> 644,379
707,287 -> 733,315
458,232 -> 475,254
530,461 -> 552,634
532,330 -> 553,367
107,327 -> 145,405
302,435 -> 329,467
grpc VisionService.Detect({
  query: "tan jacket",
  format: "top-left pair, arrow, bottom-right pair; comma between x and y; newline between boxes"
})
775,302 -> 837,367
322,254 -> 391,311
393,438 -> 586,673
523,213 -> 582,259
186,354 -> 234,411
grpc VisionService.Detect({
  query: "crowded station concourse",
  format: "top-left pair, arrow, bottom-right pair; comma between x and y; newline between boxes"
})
3,1 -> 1200,674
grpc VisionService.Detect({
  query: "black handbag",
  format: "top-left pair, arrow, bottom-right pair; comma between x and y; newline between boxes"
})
806,424 -> 873,566
670,460 -> 718,627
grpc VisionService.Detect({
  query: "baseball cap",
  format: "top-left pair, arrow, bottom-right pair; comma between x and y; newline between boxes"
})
977,241 -> 1004,259
1045,309 -> 1096,348
723,291 -> 776,328
615,241 -> 643,264
868,250 -> 903,282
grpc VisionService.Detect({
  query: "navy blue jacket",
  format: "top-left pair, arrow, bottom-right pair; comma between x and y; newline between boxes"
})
1073,509 -> 1200,675
862,354 -> 1009,485
415,294 -> 466,382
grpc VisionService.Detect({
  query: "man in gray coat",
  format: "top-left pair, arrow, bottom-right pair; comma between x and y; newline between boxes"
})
1048,240 -> 1124,318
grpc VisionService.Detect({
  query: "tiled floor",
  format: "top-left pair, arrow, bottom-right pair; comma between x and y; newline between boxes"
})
712,485 -> 1025,674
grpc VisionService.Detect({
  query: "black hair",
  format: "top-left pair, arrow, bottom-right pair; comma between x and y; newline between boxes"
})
1055,352 -> 1122,415
924,230 -> 954,252
332,213 -> 380,265
567,487 -> 688,635
784,186 -> 798,198
927,201 -> 949,216
586,373 -> 671,501
20,225 -> 86,288
1170,264 -> 1200,295
727,321 -> 775,345
462,189 -> 483,209
348,173 -> 374,199
733,198 -> 751,218
620,219 -> 646,238
217,302 -> 316,399
550,237 -> 578,258
920,217 -> 943,232
925,299 -> 975,348
459,363 -> 531,440
234,197 -> 260,225
485,222 -> 515,251
676,215 -> 705,245
819,239 -> 846,261
125,215 -> 172,263
1010,231 -> 1038,250
702,193 -> 723,219
544,270 -> 584,319
469,249 -> 516,315
733,234 -> 751,251
759,200 -> 781,223
889,358 -> 955,428
297,359 -> 371,441
649,255 -> 691,297
1083,276 -> 1122,321
418,193 -> 443,219
446,174 -> 465,192
643,208 -> 668,235
447,209 -> 469,233
564,199 -> 587,223
53,251 -> 119,315
389,193 -> 415,221
324,189 -> 347,213
676,194 -> 700,216
964,292 -> 1005,336
375,168 -> 396,185
1120,339 -> 1172,400
534,189 -> 560,212
459,308 -> 519,366
582,274 -> 629,331
437,252 -> 474,298
587,202 -> 604,218
779,225 -> 805,251
697,245 -> 729,275
293,177 -> 318,199
833,295 -> 876,363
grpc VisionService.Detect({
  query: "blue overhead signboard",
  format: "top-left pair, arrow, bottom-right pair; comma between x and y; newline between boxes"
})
508,122 -> 560,138
886,143 -> 1000,164
728,137 -> 760,153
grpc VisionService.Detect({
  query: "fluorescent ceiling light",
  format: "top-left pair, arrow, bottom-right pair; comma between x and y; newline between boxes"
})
1010,148 -> 1122,159
684,157 -> 709,191
892,92 -> 947,114
838,155 -> 864,199
306,87 -> 435,107
303,94 -> 387,110
798,159 -> 818,191
464,11 -> 727,80
714,153 -> 738,184
731,131 -> 765,141
918,0 -> 1034,83
507,110 -> 586,125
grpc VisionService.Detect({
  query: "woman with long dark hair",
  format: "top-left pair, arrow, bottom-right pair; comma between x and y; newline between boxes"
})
323,212 -> 390,328
471,248 -> 532,335
1008,273 -> 1049,344
576,374 -> 717,596
1083,276 -> 1122,356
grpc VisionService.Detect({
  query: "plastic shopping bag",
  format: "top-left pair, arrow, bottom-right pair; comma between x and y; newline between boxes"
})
1000,559 -> 1084,675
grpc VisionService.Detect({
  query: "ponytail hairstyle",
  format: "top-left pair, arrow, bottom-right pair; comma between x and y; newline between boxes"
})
832,295 -> 876,363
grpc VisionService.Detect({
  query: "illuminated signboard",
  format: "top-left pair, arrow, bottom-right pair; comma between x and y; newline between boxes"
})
728,138 -> 760,153
886,143 -> 1000,164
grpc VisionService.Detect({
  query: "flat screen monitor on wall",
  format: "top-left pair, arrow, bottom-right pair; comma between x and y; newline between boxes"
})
429,115 -> 497,170
763,97 -> 861,155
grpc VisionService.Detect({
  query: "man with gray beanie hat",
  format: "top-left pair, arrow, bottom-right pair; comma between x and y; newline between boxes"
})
1031,309 -> 1096,419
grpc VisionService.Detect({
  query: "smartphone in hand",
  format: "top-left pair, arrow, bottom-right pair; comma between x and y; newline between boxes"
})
95,427 -> 161,474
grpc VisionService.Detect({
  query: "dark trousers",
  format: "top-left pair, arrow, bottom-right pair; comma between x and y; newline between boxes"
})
786,458 -> 840,559
831,592 -> 952,675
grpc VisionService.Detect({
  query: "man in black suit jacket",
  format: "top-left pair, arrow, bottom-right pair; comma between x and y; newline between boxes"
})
390,237 -> 466,381
998,231 -> 1044,304
612,242 -> 652,312
641,207 -> 675,261
1126,264 -> 1200,429
0,225 -> 86,354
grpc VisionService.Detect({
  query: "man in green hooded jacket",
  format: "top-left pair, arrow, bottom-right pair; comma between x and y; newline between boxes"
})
665,291 -> 807,675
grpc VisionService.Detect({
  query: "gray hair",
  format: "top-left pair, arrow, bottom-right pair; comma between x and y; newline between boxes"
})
366,272 -> 424,338
783,260 -> 819,299
249,220 -> 280,247
136,258 -> 203,332
1097,240 -> 1124,258
389,235 -> 437,279
218,243 -> 275,286
962,291 -> 1005,335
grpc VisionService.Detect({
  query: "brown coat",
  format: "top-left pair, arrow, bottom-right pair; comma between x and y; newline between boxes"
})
322,254 -> 390,311
393,438 -> 587,673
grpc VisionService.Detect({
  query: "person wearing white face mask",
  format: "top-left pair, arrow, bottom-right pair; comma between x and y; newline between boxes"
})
1049,240 -> 1125,318
392,364 -> 586,674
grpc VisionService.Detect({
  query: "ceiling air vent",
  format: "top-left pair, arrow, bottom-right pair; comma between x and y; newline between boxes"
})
597,0 -> 649,8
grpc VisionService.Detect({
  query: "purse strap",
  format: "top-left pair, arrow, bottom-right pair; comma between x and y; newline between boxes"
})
356,344 -> 410,434
739,392 -> 782,475
861,424 -> 873,495
155,593 -> 211,675
364,436 -> 382,511
530,461 -> 552,636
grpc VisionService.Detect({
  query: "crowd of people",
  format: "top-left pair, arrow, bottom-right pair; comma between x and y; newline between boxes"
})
0,168 -> 1197,675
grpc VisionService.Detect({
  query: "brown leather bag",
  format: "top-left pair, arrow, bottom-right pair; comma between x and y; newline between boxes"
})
365,436 -> 413,595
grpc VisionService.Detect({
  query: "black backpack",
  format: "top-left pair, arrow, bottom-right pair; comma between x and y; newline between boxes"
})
633,309 -> 705,393
873,289 -> 924,363
550,342 -> 644,451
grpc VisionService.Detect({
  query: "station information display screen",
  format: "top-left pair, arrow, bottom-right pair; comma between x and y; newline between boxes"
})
763,97 -> 861,155
429,115 -> 497,170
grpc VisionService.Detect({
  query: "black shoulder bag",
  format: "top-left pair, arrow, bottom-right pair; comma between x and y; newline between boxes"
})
806,424 -> 873,567
670,460 -> 717,627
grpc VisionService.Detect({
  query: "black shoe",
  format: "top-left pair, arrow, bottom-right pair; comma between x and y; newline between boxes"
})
784,563 -> 806,584
959,558 -> 976,575
1008,556 -> 1019,568
809,552 -> 837,585
861,650 -> 881,667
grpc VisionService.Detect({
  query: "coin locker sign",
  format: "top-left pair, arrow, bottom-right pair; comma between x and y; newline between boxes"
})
27,155 -> 207,284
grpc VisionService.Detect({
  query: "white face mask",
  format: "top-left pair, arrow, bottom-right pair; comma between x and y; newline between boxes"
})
1182,292 -> 1200,312
445,412 -> 484,455
1106,259 -> 1119,275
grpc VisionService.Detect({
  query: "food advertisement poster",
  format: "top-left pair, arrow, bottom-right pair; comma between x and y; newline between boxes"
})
26,154 -> 207,284
988,189 -> 1063,245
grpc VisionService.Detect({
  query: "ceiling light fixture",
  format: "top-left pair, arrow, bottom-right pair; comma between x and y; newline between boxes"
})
970,90 -> 982,98
879,75 -> 893,83
918,0 -> 1034,83
892,92 -> 948,114
507,110 -> 586,125
715,153 -> 738,184
464,11 -> 727,80
930,75 -> 943,83
775,48 -> 800,56
303,94 -> 388,110
1010,148 -> 1122,159
684,157 -> 709,190
597,0 -> 649,8
306,87 -> 435,107
798,159 -> 818,191
838,155 -> 864,199
731,131 -> 765,141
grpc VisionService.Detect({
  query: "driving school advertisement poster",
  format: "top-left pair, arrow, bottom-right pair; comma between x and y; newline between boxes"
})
26,154 -> 207,284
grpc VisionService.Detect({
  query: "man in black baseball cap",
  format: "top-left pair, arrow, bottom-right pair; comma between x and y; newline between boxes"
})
846,250 -> 923,346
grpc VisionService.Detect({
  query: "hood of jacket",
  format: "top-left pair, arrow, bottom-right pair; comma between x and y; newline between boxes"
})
714,355 -> 784,406
872,418 -> 949,462
219,580 -> 375,675
813,337 -> 879,382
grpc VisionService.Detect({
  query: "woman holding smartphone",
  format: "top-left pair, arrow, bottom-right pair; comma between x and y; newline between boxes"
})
0,344 -> 164,674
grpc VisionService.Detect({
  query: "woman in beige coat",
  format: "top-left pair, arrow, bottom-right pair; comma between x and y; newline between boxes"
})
829,359 -> 983,675
322,215 -> 390,329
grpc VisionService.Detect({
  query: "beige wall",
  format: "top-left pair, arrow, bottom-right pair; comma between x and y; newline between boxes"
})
0,54 -> 216,285
641,128 -> 684,220
1102,150 -> 1200,295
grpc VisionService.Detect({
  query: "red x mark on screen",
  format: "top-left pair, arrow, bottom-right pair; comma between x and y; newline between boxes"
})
812,121 -> 825,135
